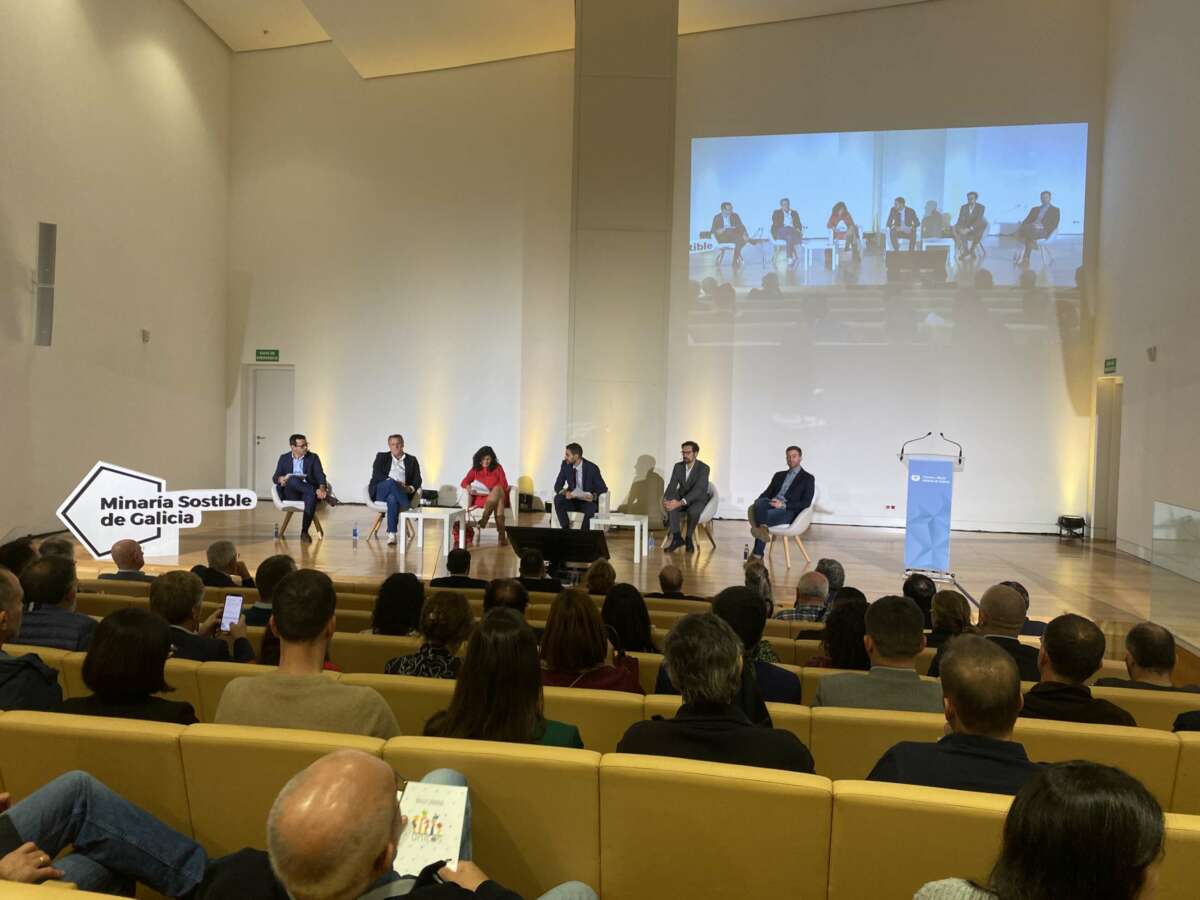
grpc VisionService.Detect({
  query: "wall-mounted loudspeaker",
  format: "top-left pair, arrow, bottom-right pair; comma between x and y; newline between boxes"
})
34,222 -> 57,347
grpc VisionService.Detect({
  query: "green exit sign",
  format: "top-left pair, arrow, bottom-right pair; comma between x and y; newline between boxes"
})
256,349 -> 280,363
1104,357 -> 1117,374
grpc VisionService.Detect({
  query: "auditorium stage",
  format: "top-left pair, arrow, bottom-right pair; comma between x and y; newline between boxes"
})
66,503 -> 1156,628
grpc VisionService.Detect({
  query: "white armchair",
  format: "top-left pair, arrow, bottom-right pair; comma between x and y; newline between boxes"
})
362,483 -> 416,541
767,484 -> 820,568
696,482 -> 720,550
550,492 -> 610,529
270,484 -> 324,538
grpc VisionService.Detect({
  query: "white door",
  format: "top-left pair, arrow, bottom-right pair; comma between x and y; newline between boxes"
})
252,367 -> 296,497
1091,378 -> 1123,541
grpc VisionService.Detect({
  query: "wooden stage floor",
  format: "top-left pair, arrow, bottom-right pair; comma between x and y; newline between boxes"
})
68,505 -> 1158,627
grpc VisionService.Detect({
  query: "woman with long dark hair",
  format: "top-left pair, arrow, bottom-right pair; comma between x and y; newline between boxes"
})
424,608 -> 582,747
803,590 -> 870,670
541,589 -> 642,693
826,200 -> 862,260
601,583 -> 657,653
927,589 -> 974,649
366,573 -> 423,636
460,445 -> 511,545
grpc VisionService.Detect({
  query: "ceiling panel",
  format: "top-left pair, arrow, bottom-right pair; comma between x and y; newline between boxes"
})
182,0 -> 328,52
679,0 -> 931,34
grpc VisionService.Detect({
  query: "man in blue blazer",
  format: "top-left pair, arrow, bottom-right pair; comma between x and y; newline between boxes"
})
747,445 -> 815,559
273,434 -> 328,541
553,442 -> 608,531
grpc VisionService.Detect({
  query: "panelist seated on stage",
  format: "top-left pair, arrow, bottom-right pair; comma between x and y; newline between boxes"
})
661,440 -> 710,554
1015,190 -> 1061,262
747,445 -> 815,560
886,196 -> 920,251
98,539 -> 156,583
826,201 -> 862,260
770,197 -> 803,262
552,442 -> 608,531
272,433 -> 328,542
953,191 -> 987,257
709,201 -> 749,266
460,445 -> 510,545
369,433 -> 422,545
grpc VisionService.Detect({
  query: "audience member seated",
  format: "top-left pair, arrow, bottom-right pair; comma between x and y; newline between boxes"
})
425,608 -> 583,747
618,613 -> 815,773
816,557 -> 845,599
803,590 -> 870,670
0,566 -> 62,711
915,762 -> 1164,900
1175,711 -> 1200,732
517,549 -> 562,594
196,749 -> 598,900
1003,579 -> 1046,636
926,589 -> 973,649
35,537 -> 75,559
16,556 -> 95,652
868,635 -> 1039,795
385,591 -> 473,678
540,589 -> 642,693
98,539 -> 156,583
189,540 -> 255,588
484,578 -> 530,616
645,563 -> 697,600
150,570 -> 254,663
215,569 -> 401,739
601,583 -> 658,653
583,559 -> 616,597
814,595 -> 942,713
774,571 -> 829,622
744,558 -> 774,618
928,584 -> 1040,681
0,538 -> 37,579
1094,621 -> 1200,692
245,554 -> 297,628
1020,614 -> 1137,727
430,548 -> 487,590
60,607 -> 198,724
903,573 -> 936,629
366,573 -> 424,636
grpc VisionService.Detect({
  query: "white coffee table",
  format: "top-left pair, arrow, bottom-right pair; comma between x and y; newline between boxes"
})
399,507 -> 466,556
588,512 -> 650,563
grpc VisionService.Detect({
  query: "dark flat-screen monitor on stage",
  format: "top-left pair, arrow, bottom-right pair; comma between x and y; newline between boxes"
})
506,527 -> 609,570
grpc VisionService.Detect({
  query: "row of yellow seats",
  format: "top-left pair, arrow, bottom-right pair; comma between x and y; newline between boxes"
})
0,711 -> 1197,900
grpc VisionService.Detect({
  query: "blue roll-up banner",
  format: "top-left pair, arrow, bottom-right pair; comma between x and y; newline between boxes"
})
904,457 -> 955,572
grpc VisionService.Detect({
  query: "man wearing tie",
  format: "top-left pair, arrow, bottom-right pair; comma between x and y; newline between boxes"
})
747,445 -> 816,560
953,192 -> 987,259
1015,190 -> 1061,263
369,434 -> 423,545
272,434 -> 328,542
886,197 -> 920,251
710,201 -> 749,267
662,441 -> 711,553
553,443 -> 608,531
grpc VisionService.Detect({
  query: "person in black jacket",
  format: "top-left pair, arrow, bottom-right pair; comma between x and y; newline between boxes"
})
273,433 -> 330,542
370,434 -> 423,545
622,613 -> 813,773
927,584 -> 1040,682
0,567 -> 62,711
516,550 -> 562,595
430,549 -> 487,590
149,571 -> 254,663
746,445 -> 815,560
59,607 -> 197,724
190,540 -> 255,589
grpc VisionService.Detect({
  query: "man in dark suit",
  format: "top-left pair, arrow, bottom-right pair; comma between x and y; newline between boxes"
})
928,584 -> 1041,682
190,540 -> 255,589
953,191 -> 987,258
1015,190 -> 1061,262
430,548 -> 487,590
97,539 -> 156,583
552,443 -> 607,532
746,445 -> 815,560
661,440 -> 711,554
621,613 -> 814,773
516,551 -> 562,595
709,201 -> 748,267
1095,622 -> 1200,693
770,197 -> 803,263
1020,614 -> 1137,727
368,434 -> 422,545
273,434 -> 329,542
149,571 -> 254,663
869,635 -> 1040,796
886,196 -> 919,250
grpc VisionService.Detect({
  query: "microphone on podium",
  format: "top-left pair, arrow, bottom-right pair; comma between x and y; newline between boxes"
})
899,431 -> 932,461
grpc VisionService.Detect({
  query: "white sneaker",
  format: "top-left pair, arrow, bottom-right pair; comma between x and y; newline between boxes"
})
386,532 -> 397,545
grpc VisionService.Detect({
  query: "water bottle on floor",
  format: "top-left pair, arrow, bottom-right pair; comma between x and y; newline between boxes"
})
273,523 -> 279,540
743,543 -> 749,560
352,522 -> 359,542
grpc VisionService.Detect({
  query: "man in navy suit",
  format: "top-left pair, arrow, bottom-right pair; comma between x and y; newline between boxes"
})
553,442 -> 608,531
1016,190 -> 1061,263
953,191 -> 987,258
747,445 -> 815,560
886,196 -> 920,251
369,434 -> 422,545
273,434 -> 328,542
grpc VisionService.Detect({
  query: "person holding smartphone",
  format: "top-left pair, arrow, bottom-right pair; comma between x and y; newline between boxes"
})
148,571 -> 254,663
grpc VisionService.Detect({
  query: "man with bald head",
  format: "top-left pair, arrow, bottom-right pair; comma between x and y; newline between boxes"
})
868,635 -> 1039,796
927,584 -> 1040,681
1095,622 -> 1200,693
0,567 -> 62,711
98,539 -> 156,583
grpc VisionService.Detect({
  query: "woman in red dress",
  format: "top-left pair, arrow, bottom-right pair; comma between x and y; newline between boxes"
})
826,200 -> 863,260
460,445 -> 510,544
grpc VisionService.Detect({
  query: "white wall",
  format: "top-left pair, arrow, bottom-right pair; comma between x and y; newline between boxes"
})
667,0 -> 1109,531
0,0 -> 231,537
225,44 -> 574,503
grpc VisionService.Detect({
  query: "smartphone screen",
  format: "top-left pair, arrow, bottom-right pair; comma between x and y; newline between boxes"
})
220,595 -> 243,632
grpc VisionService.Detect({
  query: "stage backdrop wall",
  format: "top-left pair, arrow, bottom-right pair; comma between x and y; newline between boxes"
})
0,0 -> 231,536
667,0 -> 1109,532
225,43 -> 574,506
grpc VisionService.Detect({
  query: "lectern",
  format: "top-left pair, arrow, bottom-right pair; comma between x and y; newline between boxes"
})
899,433 -> 964,581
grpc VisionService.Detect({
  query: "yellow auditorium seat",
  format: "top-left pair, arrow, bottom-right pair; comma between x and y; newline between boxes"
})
329,632 -> 422,674
759,634 -> 795,663
795,638 -> 822,664
331,579 -> 382,595
789,620 -> 826,638
244,625 -> 266,656
1160,812 -> 1200,900
196,662 -> 281,722
914,646 -> 938,675
201,586 -> 260,606
762,619 -> 790,638
57,652 -> 202,712
643,694 -> 812,745
627,651 -> 662,695
1172,733 -> 1200,814
180,723 -> 384,856
600,753 -> 832,899
1014,717 -> 1180,806
3,884 -> 114,897
527,591 -> 559,606
1093,657 -> 1127,681
330,609 -> 373,633
0,711 -> 192,837
78,578 -> 151,597
644,598 -> 707,614
1090,684 -> 1200,732
73,593 -> 146,618
648,609 -> 688,630
384,736 -> 601,900
542,686 -> 644,753
331,592 -> 376,612
828,781 -> 1008,899
810,707 -> 946,780
1,642 -> 70,678
340,673 -> 454,736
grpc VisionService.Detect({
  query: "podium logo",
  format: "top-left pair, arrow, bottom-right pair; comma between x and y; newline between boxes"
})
911,474 -> 921,482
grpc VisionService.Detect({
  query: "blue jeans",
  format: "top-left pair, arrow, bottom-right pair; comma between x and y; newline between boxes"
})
374,479 -> 412,534
750,497 -> 797,556
3,771 -> 207,896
